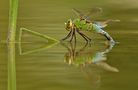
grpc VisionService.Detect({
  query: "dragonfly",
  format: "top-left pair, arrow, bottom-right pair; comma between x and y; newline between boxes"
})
61,8 -> 120,43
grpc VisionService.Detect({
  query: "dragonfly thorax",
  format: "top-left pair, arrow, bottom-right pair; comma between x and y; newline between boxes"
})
73,18 -> 93,31
65,18 -> 93,31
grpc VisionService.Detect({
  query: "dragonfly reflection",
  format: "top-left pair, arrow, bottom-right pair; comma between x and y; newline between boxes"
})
62,42 -> 119,72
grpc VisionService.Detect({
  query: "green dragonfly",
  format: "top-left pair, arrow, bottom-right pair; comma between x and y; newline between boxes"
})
62,8 -> 120,43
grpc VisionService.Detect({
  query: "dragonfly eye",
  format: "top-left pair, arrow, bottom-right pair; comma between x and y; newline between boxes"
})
65,19 -> 72,31
69,19 -> 73,26
65,22 -> 70,30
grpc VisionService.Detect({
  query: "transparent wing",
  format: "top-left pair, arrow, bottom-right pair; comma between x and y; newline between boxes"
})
94,22 -> 108,28
72,7 -> 103,21
94,19 -> 120,28
72,8 -> 85,19
86,7 -> 103,16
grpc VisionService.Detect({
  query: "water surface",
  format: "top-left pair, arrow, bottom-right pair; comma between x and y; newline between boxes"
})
0,0 -> 138,90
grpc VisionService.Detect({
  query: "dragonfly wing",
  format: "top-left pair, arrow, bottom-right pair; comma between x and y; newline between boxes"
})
94,21 -> 108,28
72,7 -> 103,22
86,7 -> 103,20
94,19 -> 120,28
87,7 -> 103,16
96,62 -> 119,72
72,8 -> 85,19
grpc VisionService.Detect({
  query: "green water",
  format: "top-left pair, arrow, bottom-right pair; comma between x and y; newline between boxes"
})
0,0 -> 138,90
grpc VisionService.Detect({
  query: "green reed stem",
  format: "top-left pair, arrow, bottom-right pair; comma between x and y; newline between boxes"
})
18,28 -> 59,55
8,42 -> 16,90
8,0 -> 18,90
7,0 -> 18,42
19,28 -> 59,42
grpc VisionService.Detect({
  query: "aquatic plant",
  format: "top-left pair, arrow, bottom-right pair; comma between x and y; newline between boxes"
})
7,0 -> 18,90
18,28 -> 59,55
7,0 -> 18,42
7,0 -> 58,90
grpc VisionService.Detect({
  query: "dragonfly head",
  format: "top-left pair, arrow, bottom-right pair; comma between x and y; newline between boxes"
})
65,19 -> 73,31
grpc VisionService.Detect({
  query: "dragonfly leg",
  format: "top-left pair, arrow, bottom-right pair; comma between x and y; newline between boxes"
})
62,30 -> 73,41
81,33 -> 92,41
74,28 -> 77,43
77,30 -> 91,42
70,29 -> 75,42
76,30 -> 89,42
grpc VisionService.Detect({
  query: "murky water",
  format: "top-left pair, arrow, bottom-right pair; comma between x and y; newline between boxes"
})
0,0 -> 138,90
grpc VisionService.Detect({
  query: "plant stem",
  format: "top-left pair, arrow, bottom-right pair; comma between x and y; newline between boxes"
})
8,0 -> 18,90
8,42 -> 16,90
7,0 -> 18,42
19,28 -> 59,42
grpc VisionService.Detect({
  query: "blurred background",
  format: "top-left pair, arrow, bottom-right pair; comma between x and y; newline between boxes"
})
0,0 -> 138,90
